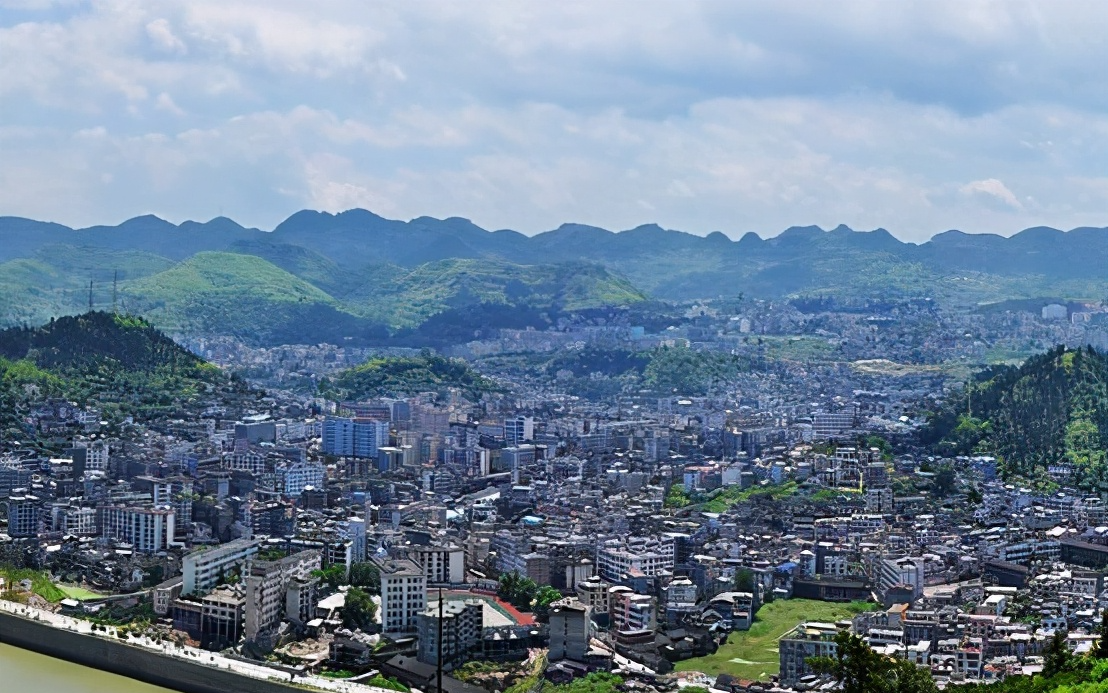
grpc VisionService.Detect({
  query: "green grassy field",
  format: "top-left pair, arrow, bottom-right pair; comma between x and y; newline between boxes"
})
674,599 -> 875,681
58,585 -> 106,601
0,566 -> 67,603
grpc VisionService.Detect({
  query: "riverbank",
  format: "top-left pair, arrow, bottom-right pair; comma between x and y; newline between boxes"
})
0,599 -> 393,693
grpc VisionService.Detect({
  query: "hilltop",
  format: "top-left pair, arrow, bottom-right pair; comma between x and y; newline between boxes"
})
922,346 -> 1108,488
325,352 -> 502,402
0,312 -> 242,424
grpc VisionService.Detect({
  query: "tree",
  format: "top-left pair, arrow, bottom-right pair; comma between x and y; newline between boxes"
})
932,466 -> 956,497
342,587 -> 378,630
497,571 -> 539,611
312,564 -> 346,590
1097,612 -> 1108,659
350,561 -> 381,591
531,585 -> 563,621
1044,629 -> 1072,677
734,568 -> 755,593
808,631 -> 936,693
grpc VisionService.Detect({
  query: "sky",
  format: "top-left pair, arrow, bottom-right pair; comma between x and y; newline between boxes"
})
1,1 -> 1106,242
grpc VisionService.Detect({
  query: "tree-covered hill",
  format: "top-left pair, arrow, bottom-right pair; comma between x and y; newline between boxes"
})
0,312 -> 242,426
922,346 -> 1108,486
325,352 -> 502,402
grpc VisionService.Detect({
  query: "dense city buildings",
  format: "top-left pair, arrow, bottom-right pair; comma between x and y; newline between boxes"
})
4,297 -> 1108,693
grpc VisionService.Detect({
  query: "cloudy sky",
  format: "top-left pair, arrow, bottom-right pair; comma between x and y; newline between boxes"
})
1,1 -> 1106,241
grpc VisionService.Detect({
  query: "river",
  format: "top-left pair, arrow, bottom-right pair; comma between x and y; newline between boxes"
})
0,642 -> 176,693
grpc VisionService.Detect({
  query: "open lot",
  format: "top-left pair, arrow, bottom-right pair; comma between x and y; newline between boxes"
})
674,599 -> 874,681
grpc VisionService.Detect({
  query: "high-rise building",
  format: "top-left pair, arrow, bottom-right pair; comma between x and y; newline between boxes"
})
322,417 -> 355,457
98,506 -> 176,553
504,416 -> 534,447
376,557 -> 427,635
353,418 -> 390,459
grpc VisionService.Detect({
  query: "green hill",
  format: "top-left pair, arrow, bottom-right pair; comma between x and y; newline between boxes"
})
0,312 -> 239,426
340,258 -> 646,328
923,346 -> 1108,487
326,352 -> 501,401
122,251 -> 339,335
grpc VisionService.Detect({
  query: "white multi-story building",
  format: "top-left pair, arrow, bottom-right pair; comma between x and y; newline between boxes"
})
182,538 -> 261,594
410,544 -> 466,585
226,449 -> 266,474
6,495 -> 41,537
64,506 -> 97,536
75,439 -> 110,472
244,549 -> 322,641
98,506 -> 176,553
504,416 -> 534,447
609,587 -> 656,633
377,557 -> 427,635
277,461 -> 325,497
596,536 -> 675,581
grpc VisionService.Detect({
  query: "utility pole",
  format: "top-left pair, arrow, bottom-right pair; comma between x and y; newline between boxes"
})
436,586 -> 444,693
88,279 -> 93,311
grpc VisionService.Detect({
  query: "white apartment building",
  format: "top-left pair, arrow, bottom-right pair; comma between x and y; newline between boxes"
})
75,439 -> 110,472
411,544 -> 466,585
64,506 -> 97,536
244,549 -> 322,641
278,461 -> 325,497
98,506 -> 176,553
377,558 -> 427,635
596,536 -> 675,581
182,538 -> 261,594
609,587 -> 656,633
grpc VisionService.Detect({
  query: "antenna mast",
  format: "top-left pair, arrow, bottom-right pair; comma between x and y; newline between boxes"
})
88,280 -> 94,311
112,271 -> 119,314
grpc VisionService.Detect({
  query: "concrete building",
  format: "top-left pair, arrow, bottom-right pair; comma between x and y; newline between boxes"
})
377,557 -> 427,635
504,416 -> 534,447
277,461 -> 325,497
416,599 -> 483,668
244,549 -> 322,641
354,419 -> 390,459
6,494 -> 41,537
322,417 -> 355,457
200,585 -> 246,650
98,505 -> 176,553
182,539 -> 261,595
411,544 -> 466,585
549,599 -> 591,662
779,622 -> 842,684
609,587 -> 656,634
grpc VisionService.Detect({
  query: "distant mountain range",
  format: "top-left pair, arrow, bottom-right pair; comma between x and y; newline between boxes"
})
0,210 -> 1105,344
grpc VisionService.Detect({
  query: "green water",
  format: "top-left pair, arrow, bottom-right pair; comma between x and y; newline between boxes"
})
0,642 -> 175,693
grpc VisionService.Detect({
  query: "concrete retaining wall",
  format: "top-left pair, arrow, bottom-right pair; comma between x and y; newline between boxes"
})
0,610 -> 304,693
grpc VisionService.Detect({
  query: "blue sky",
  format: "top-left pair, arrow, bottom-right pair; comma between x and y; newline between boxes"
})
1,1 -> 1106,241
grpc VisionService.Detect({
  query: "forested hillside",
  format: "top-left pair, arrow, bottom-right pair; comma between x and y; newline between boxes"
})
923,346 -> 1108,487
0,312 -> 245,426
325,352 -> 502,402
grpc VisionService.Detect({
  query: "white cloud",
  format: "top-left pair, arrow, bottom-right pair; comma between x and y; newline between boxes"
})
145,18 -> 187,55
960,178 -> 1025,211
0,1 -> 1106,239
